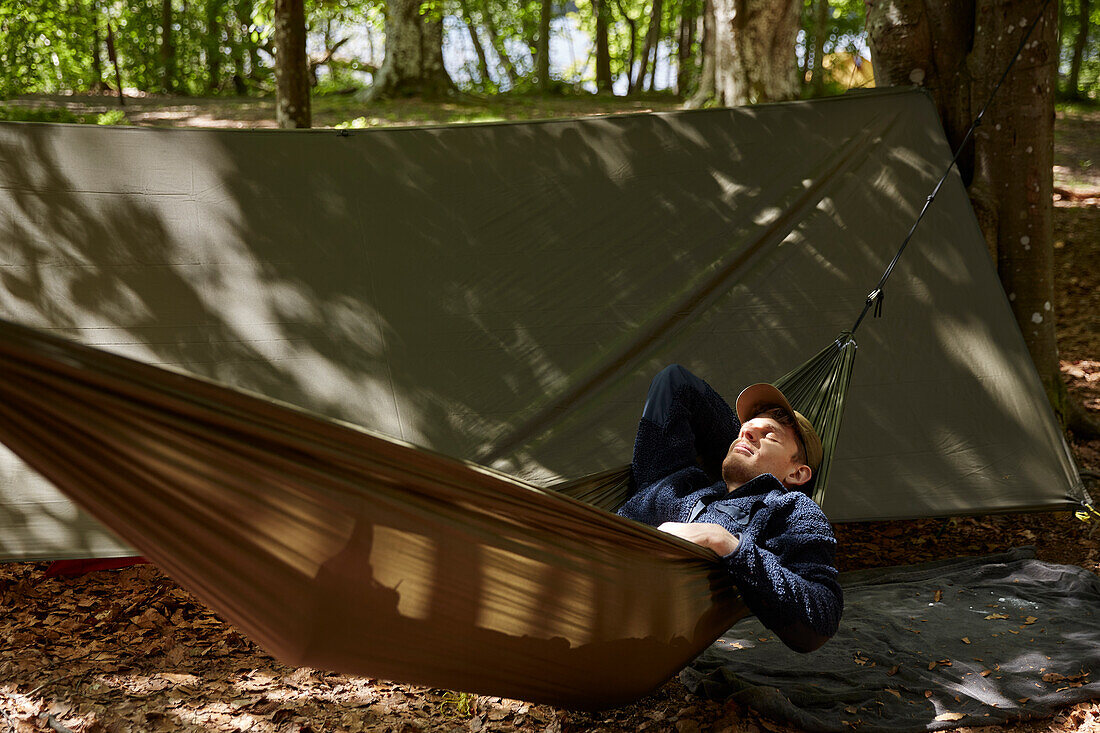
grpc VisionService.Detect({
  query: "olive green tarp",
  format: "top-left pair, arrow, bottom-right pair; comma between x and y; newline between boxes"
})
0,89 -> 1085,563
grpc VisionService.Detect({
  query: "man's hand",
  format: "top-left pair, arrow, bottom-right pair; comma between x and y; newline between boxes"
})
658,522 -> 740,556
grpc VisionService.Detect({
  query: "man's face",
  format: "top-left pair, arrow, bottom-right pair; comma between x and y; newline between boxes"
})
721,414 -> 810,489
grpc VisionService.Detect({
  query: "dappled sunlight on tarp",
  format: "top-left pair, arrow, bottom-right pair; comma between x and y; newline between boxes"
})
0,88 -> 1084,564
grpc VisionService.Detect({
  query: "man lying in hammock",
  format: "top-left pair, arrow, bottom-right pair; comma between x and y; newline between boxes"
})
617,364 -> 842,653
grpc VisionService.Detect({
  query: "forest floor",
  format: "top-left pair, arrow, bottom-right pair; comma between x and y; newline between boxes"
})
0,94 -> 1098,733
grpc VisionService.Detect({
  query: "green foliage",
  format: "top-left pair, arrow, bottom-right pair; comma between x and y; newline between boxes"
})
0,102 -> 127,124
1059,0 -> 1100,99
97,108 -> 129,124
798,0 -> 868,96
0,104 -> 84,122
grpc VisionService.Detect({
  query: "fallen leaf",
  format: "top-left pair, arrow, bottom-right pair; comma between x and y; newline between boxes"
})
934,589 -> 943,602
981,670 -> 992,677
934,712 -> 965,722
962,637 -> 970,644
984,613 -> 1009,620
886,689 -> 902,698
924,691 -> 933,698
887,666 -> 900,676
928,662 -> 937,671
1024,616 -> 1038,625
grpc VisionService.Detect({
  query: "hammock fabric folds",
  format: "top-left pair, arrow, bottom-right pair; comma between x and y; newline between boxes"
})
0,317 -> 748,708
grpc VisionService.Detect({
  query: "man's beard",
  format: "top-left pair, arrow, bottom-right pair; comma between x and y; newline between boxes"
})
721,453 -> 758,487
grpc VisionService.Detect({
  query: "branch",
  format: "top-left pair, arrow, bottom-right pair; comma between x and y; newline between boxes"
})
310,36 -> 351,71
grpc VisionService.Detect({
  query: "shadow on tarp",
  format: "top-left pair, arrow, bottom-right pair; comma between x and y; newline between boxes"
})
0,88 -> 1079,565
681,547 -> 1100,732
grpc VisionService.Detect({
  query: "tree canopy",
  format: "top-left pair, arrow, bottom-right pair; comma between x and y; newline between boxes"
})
9,0 -> 1091,102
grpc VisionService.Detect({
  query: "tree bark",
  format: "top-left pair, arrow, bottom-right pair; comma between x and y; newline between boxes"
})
367,0 -> 454,99
206,0 -> 223,92
685,0 -> 715,107
105,19 -> 125,104
711,0 -> 800,106
537,0 -> 552,88
677,0 -> 698,96
612,0 -> 639,93
90,0 -> 104,90
161,0 -> 175,93
811,0 -> 829,95
632,0 -> 664,93
459,0 -> 492,85
481,0 -> 520,86
593,0 -> 614,92
630,0 -> 663,92
1067,0 -> 1091,98
274,0 -> 310,128
865,0 -> 1087,431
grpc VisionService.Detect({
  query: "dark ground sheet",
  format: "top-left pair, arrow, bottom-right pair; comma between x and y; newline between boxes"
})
682,548 -> 1100,732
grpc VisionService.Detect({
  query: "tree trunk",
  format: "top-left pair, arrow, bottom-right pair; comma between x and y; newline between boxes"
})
594,0 -> 614,92
459,0 -> 492,85
632,0 -> 664,93
811,0 -> 829,95
1067,0 -> 1091,98
105,19 -> 125,104
612,0 -> 639,92
273,0 -> 310,128
90,0 -> 105,90
481,0 -> 520,86
206,0 -> 223,92
367,0 -> 454,99
632,0 -> 662,92
537,0 -> 552,88
234,0 -> 261,81
711,0 -> 800,106
161,0 -> 175,93
685,0 -> 714,107
677,0 -> 697,96
866,0 -> 1086,431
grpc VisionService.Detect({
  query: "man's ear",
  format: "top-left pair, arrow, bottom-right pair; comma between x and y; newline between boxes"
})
784,464 -> 812,488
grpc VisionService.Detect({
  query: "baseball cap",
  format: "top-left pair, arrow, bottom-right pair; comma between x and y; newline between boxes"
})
734,383 -> 823,471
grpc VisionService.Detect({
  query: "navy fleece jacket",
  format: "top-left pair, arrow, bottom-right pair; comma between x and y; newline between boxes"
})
616,365 -> 843,652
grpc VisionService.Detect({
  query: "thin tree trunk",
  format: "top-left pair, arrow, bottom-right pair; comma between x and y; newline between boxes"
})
536,0 -> 552,87
274,0 -> 310,128
647,1 -> 662,91
459,0 -> 492,85
161,0 -> 175,93
206,0 -> 223,92
711,0 -> 800,106
613,0 -> 639,93
594,0 -> 613,92
234,0 -> 261,80
89,0 -> 103,90
105,20 -> 125,104
685,0 -> 714,107
677,0 -> 697,97
631,0 -> 663,93
481,0 -> 519,85
1067,0 -> 1091,98
811,0 -> 828,94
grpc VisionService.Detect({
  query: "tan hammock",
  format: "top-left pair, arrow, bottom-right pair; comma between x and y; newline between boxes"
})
0,317 -> 748,708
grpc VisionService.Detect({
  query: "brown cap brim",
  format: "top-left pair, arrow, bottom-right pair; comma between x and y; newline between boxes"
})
735,383 -> 823,471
